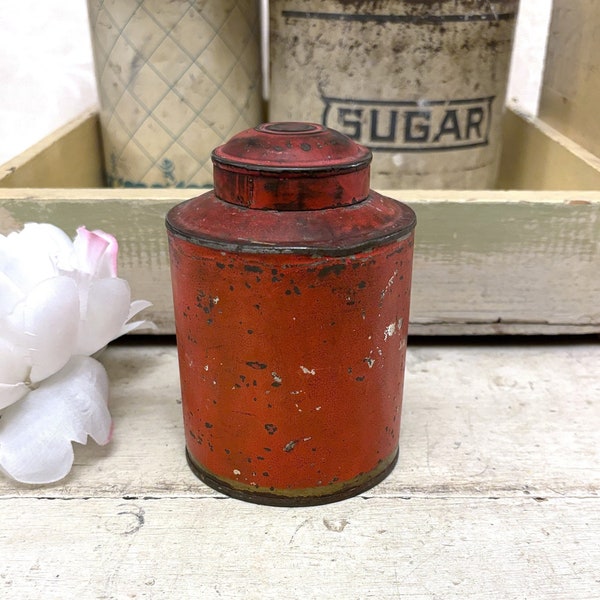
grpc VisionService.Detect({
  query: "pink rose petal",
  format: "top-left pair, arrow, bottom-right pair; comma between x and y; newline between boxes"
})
73,226 -> 118,278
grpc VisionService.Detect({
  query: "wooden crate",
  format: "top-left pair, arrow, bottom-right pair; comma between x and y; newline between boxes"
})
1,107 -> 600,336
539,0 -> 600,158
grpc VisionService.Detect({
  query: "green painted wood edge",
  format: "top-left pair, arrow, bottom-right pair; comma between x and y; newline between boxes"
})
1,190 -> 599,334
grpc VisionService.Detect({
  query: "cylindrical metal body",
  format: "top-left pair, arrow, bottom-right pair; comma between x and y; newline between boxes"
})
269,0 -> 519,189
166,123 -> 416,505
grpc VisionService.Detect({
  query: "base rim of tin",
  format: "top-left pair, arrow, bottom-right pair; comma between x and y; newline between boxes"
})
185,448 -> 399,507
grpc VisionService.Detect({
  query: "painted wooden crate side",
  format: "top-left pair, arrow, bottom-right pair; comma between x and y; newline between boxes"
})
2,190 -> 599,334
0,111 -> 105,189
496,109 -> 600,190
539,0 -> 600,158
406,194 -> 600,334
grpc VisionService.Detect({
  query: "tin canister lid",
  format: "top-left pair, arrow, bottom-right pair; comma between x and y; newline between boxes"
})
212,122 -> 373,210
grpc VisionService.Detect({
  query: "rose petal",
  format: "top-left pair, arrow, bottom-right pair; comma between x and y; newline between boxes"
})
73,226 -> 118,278
1,251 -> 56,298
119,299 -> 156,335
3,276 -> 79,383
0,272 -> 24,317
0,338 -> 28,384
0,356 -> 111,484
91,229 -> 119,278
0,224 -> 68,294
73,227 -> 108,273
75,277 -> 131,355
0,337 -> 30,409
3,224 -> 73,265
15,223 -> 73,252
0,383 -> 29,411
127,299 -> 153,321
120,319 -> 158,336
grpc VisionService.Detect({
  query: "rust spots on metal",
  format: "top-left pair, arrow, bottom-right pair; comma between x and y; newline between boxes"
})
318,264 -> 346,278
244,265 -> 264,273
246,361 -> 267,370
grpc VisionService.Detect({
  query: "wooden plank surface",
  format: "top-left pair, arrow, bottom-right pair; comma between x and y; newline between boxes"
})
1,189 -> 599,335
1,497 -> 598,600
496,109 -> 600,190
0,111 -> 105,189
538,0 -> 600,158
2,341 -> 598,499
0,341 -> 598,598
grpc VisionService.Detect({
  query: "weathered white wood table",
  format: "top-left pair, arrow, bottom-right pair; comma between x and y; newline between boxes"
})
1,340 -> 598,599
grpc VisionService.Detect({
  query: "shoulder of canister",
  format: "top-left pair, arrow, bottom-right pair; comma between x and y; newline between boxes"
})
166,189 -> 415,256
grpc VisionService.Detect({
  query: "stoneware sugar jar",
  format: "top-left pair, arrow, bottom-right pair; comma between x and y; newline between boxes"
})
269,0 -> 519,189
166,122 -> 416,505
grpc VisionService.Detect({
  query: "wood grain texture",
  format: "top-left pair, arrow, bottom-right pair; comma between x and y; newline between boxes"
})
1,497 -> 598,600
1,189 -> 599,335
0,342 -> 599,598
1,109 -> 599,334
0,112 -> 105,188
539,0 -> 600,157
496,110 -> 600,190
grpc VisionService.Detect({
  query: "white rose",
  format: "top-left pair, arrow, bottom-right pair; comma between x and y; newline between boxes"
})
0,223 -> 152,483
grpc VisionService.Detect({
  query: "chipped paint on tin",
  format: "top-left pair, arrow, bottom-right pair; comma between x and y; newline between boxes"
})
166,121 -> 416,505
168,235 -> 414,496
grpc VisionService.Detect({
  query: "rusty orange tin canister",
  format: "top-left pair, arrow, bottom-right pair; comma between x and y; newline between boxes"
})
166,122 -> 416,505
